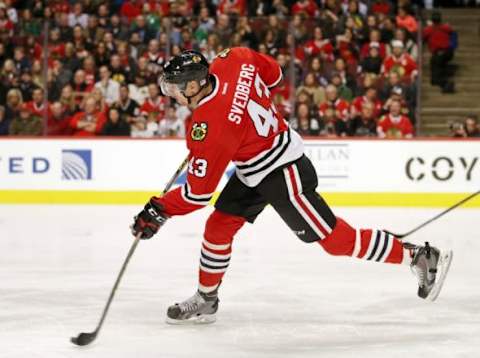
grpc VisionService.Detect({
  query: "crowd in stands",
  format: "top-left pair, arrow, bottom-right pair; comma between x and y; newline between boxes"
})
0,0 -> 423,139
450,114 -> 480,138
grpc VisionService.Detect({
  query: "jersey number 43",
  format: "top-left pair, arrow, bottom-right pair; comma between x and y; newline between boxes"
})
248,74 -> 279,138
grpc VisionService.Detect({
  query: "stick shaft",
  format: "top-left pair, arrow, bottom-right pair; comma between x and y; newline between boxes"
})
95,233 -> 141,331
93,155 -> 189,334
387,189 -> 480,239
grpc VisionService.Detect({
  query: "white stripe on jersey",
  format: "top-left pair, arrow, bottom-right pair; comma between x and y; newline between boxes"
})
352,229 -> 362,258
201,247 -> 231,260
197,74 -> 220,107
283,165 -> 326,240
377,234 -> 394,263
236,131 -> 289,175
372,231 -> 386,261
200,257 -> 230,267
203,240 -> 231,251
199,265 -> 229,274
181,182 -> 213,206
291,164 -> 332,235
234,133 -> 282,167
267,70 -> 283,89
363,230 -> 378,260
236,128 -> 304,187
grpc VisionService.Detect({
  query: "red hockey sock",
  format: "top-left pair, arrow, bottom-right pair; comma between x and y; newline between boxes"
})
318,217 -> 411,264
199,210 -> 246,293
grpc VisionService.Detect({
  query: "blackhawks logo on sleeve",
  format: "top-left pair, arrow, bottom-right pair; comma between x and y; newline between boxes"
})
191,122 -> 208,141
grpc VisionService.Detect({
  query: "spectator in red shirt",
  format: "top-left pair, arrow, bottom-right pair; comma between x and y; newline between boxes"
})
140,83 -> 166,123
291,0 -> 319,17
423,11 -> 455,93
360,29 -> 387,59
51,0 -> 70,14
377,99 -> 413,138
47,101 -> 71,135
72,69 -> 94,105
70,96 -> 107,136
120,0 -> 142,23
396,7 -> 418,34
217,0 -> 246,16
48,28 -> 66,61
371,0 -> 391,16
351,87 -> 382,118
25,88 -> 51,119
304,26 -> 335,62
318,84 -> 350,121
382,40 -> 418,82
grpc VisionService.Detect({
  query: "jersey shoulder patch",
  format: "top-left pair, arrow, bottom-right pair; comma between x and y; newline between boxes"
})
216,48 -> 231,59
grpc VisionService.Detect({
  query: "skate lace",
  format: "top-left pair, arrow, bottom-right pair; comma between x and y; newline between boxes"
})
179,294 -> 202,313
181,302 -> 199,313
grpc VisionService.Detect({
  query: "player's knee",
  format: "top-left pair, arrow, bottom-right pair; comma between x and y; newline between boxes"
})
317,217 -> 356,256
204,210 -> 246,245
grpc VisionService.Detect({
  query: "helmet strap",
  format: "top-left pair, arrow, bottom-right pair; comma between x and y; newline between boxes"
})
182,77 -> 210,104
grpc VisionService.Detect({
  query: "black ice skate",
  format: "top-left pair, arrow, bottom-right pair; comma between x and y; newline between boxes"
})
166,290 -> 219,325
407,242 -> 453,301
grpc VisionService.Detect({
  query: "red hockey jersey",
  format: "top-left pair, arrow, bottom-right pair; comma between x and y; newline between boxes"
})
377,114 -> 414,138
157,47 -> 304,216
140,96 -> 166,121
318,99 -> 350,121
351,96 -> 382,117
381,54 -> 418,80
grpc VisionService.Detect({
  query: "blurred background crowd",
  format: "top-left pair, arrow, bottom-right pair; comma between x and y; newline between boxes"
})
0,0 -> 474,139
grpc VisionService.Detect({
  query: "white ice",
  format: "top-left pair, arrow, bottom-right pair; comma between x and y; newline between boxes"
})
1,204 -> 479,358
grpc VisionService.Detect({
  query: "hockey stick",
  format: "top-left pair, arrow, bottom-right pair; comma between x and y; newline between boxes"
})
385,189 -> 480,239
71,155 -> 190,346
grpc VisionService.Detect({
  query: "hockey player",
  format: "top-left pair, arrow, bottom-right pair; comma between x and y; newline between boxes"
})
131,48 -> 452,324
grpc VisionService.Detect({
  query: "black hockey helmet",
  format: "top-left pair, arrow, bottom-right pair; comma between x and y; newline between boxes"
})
160,50 -> 209,98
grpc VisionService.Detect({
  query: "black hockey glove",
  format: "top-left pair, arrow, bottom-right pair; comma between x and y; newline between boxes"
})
131,198 -> 169,239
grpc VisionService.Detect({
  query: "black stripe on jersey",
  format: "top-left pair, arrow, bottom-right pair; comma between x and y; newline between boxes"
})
201,252 -> 230,263
183,183 -> 212,204
243,129 -> 291,178
367,231 -> 382,260
376,233 -> 390,262
199,259 -> 230,270
236,131 -> 286,170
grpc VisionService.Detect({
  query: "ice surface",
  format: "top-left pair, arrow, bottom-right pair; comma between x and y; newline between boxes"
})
1,204 -> 479,358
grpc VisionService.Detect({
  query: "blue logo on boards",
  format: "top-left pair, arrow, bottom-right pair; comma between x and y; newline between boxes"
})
61,150 -> 92,180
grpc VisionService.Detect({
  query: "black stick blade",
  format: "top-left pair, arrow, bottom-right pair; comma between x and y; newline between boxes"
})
71,332 -> 97,346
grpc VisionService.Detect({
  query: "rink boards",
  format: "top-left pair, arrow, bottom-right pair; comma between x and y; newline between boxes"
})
0,138 -> 478,207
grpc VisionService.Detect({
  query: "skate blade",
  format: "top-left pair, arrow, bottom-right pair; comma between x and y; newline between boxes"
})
427,250 -> 453,302
166,313 -> 216,325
